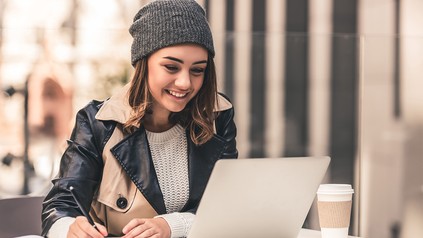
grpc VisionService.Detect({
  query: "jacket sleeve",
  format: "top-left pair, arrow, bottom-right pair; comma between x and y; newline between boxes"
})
214,94 -> 238,159
41,101 -> 112,236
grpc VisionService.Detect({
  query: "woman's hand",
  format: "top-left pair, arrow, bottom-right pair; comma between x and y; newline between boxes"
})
122,217 -> 171,238
67,216 -> 108,238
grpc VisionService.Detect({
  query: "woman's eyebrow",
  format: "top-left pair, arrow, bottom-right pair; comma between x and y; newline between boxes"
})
164,56 -> 183,63
193,60 -> 208,65
163,56 -> 207,65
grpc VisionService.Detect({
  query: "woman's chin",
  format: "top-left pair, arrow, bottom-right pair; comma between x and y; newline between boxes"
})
165,103 -> 188,113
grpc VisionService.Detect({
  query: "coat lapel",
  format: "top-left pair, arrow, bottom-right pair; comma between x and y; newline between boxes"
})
110,127 -> 167,215
109,125 -> 228,215
185,133 -> 227,210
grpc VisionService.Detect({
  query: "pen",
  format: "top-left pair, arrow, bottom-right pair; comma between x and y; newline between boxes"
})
69,186 -> 100,232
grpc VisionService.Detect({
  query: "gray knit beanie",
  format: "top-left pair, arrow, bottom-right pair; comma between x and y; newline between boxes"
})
129,0 -> 215,66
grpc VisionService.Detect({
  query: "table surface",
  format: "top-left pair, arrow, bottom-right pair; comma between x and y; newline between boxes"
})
15,228 -> 360,238
298,228 -> 360,238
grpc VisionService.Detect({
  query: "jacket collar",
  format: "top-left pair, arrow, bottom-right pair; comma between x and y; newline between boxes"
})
109,127 -> 226,215
95,83 -> 233,126
95,83 -> 133,125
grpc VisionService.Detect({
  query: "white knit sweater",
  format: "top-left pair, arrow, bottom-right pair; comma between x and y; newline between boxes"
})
147,124 -> 194,238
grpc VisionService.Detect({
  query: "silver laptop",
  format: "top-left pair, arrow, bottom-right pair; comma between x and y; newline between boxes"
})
187,156 -> 330,238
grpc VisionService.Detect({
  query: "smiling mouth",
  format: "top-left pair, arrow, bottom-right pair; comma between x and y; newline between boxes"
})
167,90 -> 189,98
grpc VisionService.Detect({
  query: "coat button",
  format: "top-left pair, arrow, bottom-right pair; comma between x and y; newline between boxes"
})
116,197 -> 128,209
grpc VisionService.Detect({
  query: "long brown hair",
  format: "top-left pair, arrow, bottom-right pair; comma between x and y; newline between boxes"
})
124,54 -> 218,145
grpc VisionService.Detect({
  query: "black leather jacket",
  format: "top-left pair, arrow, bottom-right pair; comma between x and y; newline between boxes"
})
41,92 -> 238,236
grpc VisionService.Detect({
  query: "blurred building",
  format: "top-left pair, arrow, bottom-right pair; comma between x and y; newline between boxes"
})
0,0 -> 135,197
0,0 -> 422,238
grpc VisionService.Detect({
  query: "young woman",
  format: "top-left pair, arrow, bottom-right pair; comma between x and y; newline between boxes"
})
41,0 -> 238,237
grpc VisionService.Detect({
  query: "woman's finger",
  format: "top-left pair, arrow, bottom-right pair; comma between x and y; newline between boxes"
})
94,221 -> 109,237
67,216 -> 104,238
122,218 -> 146,235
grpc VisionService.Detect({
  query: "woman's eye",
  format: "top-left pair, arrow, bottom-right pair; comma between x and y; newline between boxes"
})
191,67 -> 205,75
165,65 -> 178,72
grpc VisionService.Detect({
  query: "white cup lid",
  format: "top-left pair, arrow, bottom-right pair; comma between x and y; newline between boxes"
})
317,184 -> 354,194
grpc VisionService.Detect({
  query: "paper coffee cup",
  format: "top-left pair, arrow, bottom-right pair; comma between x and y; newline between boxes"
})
317,184 -> 354,238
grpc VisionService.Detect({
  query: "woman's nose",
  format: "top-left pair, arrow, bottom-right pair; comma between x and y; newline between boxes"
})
174,71 -> 191,89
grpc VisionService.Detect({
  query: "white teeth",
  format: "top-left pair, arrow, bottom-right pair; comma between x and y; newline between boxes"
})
168,90 -> 187,98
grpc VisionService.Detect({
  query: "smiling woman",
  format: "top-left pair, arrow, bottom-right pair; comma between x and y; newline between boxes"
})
41,0 -> 238,238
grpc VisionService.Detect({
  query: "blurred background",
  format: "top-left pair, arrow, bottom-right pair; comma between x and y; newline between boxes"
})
0,0 -> 422,238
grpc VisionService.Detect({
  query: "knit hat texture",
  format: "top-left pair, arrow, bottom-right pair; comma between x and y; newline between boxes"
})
129,0 -> 215,66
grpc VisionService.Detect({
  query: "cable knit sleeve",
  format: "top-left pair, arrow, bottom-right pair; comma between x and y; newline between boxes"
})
155,212 -> 195,238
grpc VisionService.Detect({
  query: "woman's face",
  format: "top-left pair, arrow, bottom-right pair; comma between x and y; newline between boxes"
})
147,44 -> 208,116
